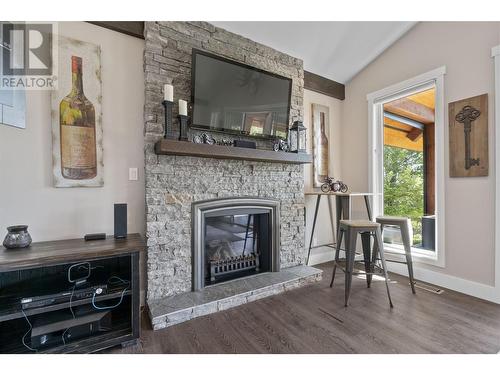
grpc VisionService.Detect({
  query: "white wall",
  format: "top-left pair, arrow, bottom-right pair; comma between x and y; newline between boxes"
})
0,22 -> 145,242
303,89 -> 343,265
342,22 -> 499,286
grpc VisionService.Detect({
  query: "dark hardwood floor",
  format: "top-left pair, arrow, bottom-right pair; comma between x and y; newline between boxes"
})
111,262 -> 500,354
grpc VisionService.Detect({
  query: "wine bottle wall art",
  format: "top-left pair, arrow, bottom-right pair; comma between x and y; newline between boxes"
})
51,36 -> 103,187
312,103 -> 330,187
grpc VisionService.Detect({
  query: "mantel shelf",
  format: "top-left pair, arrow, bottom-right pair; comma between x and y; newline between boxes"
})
154,139 -> 312,164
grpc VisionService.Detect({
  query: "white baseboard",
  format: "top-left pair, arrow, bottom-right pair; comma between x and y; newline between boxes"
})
387,262 -> 499,304
307,248 -> 499,303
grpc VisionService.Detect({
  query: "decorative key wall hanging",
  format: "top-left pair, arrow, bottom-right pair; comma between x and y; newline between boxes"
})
449,94 -> 488,177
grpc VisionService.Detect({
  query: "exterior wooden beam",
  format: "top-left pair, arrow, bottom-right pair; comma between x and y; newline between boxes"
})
385,97 -> 435,124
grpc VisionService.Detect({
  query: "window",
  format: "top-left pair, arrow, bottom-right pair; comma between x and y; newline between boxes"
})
367,67 -> 445,267
383,88 -> 435,250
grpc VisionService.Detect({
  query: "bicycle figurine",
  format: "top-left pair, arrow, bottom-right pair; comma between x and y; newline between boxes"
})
321,176 -> 348,193
273,138 -> 290,152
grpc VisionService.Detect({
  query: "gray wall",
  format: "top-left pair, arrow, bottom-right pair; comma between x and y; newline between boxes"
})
144,22 -> 306,301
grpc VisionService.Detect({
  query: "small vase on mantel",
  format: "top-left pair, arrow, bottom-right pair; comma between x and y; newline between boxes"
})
3,225 -> 32,249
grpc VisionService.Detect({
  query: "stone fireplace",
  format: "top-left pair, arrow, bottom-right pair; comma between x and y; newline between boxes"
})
192,197 -> 280,290
146,155 -> 307,301
143,22 -> 322,329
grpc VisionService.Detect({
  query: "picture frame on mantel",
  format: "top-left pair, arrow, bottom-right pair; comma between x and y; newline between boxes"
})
51,36 -> 103,187
312,103 -> 330,187
448,93 -> 488,177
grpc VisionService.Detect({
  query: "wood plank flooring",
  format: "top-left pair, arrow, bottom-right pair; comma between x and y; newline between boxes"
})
110,262 -> 500,354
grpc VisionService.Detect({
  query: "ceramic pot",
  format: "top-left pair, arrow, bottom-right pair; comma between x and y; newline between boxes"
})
3,225 -> 32,249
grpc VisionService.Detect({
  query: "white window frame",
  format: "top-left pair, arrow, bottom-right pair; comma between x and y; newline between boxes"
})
492,45 -> 500,302
366,66 -> 446,267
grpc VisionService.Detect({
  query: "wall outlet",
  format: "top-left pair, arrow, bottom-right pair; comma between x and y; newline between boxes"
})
129,168 -> 138,181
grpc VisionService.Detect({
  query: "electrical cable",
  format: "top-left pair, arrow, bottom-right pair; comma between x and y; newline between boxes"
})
61,283 -> 76,345
21,309 -> 37,352
22,263 -> 130,350
91,276 -> 130,310
107,276 -> 129,286
68,283 -> 76,319
91,285 -> 129,310
68,262 -> 91,283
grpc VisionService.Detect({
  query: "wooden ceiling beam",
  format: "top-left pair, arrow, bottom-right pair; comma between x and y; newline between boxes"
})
384,97 -> 435,124
407,127 -> 423,142
384,127 -> 423,152
87,21 -> 145,39
304,70 -> 345,100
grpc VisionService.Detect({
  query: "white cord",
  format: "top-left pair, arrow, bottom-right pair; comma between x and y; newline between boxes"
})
91,286 -> 129,310
91,275 -> 130,310
107,276 -> 129,285
61,284 -> 77,346
68,284 -> 76,319
21,309 -> 37,352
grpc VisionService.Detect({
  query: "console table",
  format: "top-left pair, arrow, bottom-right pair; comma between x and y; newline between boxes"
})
305,192 -> 379,265
0,234 -> 145,353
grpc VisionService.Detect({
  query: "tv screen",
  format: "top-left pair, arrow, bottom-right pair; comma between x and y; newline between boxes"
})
191,49 -> 292,139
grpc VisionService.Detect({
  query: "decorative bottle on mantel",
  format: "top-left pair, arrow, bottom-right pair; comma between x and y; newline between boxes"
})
59,55 -> 97,180
317,111 -> 329,183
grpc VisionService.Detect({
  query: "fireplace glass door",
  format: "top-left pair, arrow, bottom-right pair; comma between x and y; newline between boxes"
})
204,209 -> 271,286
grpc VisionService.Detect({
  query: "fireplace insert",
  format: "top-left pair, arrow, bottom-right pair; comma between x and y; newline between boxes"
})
192,198 -> 280,290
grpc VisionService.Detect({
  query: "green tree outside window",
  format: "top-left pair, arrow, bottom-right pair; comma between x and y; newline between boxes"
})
383,146 -> 424,244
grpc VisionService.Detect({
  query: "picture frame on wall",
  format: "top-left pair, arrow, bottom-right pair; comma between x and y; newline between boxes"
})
448,93 -> 488,177
0,90 -> 26,129
312,103 -> 330,187
51,35 -> 103,187
0,24 -> 26,130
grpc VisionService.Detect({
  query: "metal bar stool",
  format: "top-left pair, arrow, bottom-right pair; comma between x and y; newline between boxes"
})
376,216 -> 416,294
330,220 -> 393,307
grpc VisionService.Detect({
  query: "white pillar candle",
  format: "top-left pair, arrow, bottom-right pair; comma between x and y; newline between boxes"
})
164,84 -> 173,102
179,99 -> 188,116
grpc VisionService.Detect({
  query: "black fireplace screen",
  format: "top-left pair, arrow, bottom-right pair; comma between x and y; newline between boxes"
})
204,212 -> 271,285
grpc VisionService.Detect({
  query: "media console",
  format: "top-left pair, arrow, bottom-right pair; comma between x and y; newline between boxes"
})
0,234 -> 145,354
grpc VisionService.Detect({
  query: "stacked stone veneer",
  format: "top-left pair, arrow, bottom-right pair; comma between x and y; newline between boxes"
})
144,21 -> 306,301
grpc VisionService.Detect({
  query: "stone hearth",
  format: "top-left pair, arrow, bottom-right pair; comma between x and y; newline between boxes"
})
149,265 -> 322,330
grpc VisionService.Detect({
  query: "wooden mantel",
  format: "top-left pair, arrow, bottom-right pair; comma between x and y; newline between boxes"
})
154,139 -> 312,164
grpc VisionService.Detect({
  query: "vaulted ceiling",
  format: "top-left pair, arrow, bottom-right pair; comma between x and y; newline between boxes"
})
212,22 -> 417,84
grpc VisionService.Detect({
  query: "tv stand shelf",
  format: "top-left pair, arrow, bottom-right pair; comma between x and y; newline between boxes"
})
0,234 -> 145,354
155,139 -> 312,164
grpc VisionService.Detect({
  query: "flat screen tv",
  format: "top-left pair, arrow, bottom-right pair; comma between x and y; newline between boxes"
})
191,49 -> 292,139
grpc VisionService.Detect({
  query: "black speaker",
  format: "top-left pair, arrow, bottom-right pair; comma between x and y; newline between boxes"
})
114,203 -> 127,239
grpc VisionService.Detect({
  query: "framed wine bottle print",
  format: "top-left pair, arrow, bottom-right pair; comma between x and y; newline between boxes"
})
312,103 -> 330,187
51,36 -> 103,187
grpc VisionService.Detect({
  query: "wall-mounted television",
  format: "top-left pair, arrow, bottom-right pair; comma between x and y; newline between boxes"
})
191,49 -> 292,139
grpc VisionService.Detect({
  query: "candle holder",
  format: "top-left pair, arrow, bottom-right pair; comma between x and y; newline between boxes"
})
162,100 -> 175,139
178,114 -> 189,141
